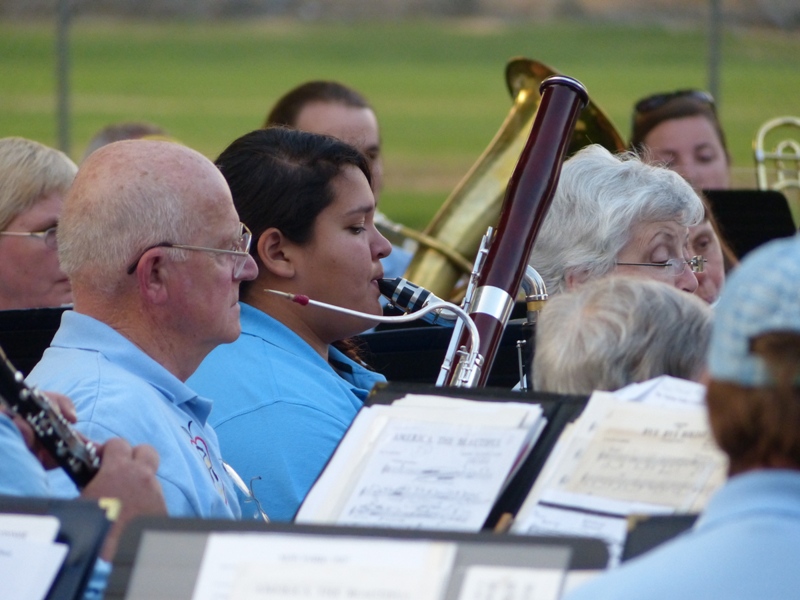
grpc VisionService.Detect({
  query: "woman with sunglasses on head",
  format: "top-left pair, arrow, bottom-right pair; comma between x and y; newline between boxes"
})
188,127 -> 392,522
0,137 -> 76,309
630,89 -> 730,190
630,90 -> 737,305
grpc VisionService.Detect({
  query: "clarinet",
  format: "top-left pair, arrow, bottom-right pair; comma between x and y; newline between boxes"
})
0,346 -> 100,488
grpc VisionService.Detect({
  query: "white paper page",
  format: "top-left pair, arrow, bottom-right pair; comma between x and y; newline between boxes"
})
457,565 -> 566,600
379,402 -> 547,498
513,394 -> 632,533
297,402 -> 546,525
336,419 -> 530,530
191,532 -> 456,600
550,403 -> 726,512
523,397 -> 725,511
613,376 -> 707,407
512,503 -> 628,567
394,395 -> 544,428
539,489 -> 673,518
0,538 -> 69,600
0,514 -> 60,543
295,409 -> 391,522
512,390 -> 726,565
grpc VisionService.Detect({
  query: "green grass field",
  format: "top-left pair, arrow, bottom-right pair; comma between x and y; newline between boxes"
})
1,18 -> 798,229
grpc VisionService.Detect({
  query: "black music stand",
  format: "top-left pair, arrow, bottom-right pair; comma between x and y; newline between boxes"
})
0,495 -> 110,600
360,319 -> 534,389
621,513 -> 698,563
703,189 -> 796,258
107,518 -> 609,600
0,307 -> 66,376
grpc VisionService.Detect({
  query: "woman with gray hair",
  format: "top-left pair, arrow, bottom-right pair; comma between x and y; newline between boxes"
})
533,276 -> 712,395
0,137 -> 77,309
529,144 -> 705,296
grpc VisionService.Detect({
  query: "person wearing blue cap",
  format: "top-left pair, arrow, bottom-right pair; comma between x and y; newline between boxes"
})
565,233 -> 800,600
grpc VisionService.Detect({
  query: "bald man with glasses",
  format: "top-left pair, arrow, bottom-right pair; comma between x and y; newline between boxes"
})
27,139 -> 259,519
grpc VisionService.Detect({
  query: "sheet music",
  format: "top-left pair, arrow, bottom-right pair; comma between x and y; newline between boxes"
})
556,426 -> 723,511
0,514 -> 67,600
512,381 -> 727,564
337,419 -> 530,530
517,392 -> 726,513
191,532 -> 456,600
297,395 -> 546,529
547,401 -> 726,512
0,514 -> 60,543
457,565 -> 566,600
513,503 -> 629,566
612,376 -> 707,407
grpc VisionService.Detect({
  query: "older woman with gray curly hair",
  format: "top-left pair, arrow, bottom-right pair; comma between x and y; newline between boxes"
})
533,276 -> 712,395
529,144 -> 705,297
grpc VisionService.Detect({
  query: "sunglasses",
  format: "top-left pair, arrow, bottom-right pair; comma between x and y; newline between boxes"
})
634,89 -> 715,115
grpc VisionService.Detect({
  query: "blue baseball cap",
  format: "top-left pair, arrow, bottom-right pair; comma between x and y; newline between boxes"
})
708,234 -> 800,386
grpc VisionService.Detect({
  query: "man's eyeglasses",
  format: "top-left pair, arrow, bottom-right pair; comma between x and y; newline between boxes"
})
126,223 -> 252,277
0,227 -> 58,249
616,255 -> 706,277
634,90 -> 715,115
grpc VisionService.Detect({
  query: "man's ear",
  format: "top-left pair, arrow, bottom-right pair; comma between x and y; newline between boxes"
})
564,268 -> 591,290
258,228 -> 295,279
135,249 -> 170,305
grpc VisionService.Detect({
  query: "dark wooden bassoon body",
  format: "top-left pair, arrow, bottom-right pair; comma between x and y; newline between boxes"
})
446,76 -> 588,387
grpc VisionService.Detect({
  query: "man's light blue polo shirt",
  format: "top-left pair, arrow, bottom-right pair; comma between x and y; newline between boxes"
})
28,311 -> 239,519
189,303 -> 386,521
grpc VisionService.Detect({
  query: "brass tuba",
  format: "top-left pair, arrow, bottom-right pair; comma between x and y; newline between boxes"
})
402,58 -> 625,300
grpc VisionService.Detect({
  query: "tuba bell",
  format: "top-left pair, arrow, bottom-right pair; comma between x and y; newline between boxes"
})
402,58 -> 625,300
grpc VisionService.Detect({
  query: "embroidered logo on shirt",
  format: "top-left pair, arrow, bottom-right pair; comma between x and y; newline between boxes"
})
183,421 -> 227,504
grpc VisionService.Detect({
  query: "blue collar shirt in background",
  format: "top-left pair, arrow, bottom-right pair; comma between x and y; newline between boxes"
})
27,310 -> 239,519
0,412 -> 50,497
188,302 -> 386,521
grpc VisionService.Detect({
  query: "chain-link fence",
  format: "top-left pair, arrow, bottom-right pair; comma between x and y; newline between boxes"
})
1,0 -> 798,29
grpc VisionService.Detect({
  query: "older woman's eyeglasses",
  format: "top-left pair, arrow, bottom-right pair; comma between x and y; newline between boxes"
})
126,223 -> 252,277
634,90 -> 715,115
0,227 -> 58,249
616,255 -> 706,276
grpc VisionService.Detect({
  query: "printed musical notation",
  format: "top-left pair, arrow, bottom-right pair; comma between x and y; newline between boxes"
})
338,420 -> 529,530
512,378 -> 728,564
560,426 -> 723,510
295,395 -> 546,531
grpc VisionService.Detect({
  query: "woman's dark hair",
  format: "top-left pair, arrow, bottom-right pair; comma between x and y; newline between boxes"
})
630,92 -> 730,163
264,81 -> 371,129
215,127 -> 371,289
215,127 -> 372,364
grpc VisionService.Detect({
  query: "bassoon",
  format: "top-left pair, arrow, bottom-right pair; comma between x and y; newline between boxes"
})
441,75 -> 588,387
